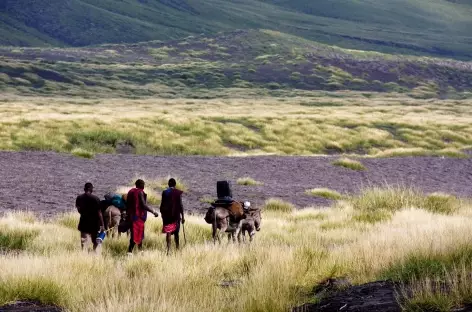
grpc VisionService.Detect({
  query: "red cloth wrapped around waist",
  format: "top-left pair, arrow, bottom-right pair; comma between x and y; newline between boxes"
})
162,222 -> 178,234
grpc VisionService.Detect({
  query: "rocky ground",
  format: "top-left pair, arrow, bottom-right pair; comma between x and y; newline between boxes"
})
0,301 -> 61,312
0,152 -> 471,217
294,280 -> 402,312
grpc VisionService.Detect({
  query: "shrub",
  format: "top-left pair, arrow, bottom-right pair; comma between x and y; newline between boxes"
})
263,198 -> 295,213
237,177 -> 263,186
332,158 -> 366,171
305,188 -> 343,200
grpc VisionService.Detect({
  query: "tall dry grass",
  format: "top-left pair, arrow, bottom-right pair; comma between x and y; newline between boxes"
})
0,187 -> 471,311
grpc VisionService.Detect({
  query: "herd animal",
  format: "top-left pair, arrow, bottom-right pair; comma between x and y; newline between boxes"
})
204,201 -> 262,243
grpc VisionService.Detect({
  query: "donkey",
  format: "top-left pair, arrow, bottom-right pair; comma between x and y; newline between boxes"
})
204,201 -> 246,244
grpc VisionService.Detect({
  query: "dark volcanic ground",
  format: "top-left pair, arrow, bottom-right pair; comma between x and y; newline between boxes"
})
0,152 -> 471,217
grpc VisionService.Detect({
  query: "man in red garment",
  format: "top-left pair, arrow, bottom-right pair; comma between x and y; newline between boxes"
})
127,179 -> 159,255
160,178 -> 185,254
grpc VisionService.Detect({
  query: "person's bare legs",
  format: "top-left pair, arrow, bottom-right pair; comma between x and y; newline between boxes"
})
81,232 -> 90,250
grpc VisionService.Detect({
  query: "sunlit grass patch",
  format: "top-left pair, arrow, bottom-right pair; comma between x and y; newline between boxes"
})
263,198 -> 295,213
236,177 -> 264,186
306,188 -> 343,200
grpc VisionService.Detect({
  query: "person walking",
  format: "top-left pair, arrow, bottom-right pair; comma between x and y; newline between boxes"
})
160,178 -> 185,254
126,179 -> 159,255
76,182 -> 104,252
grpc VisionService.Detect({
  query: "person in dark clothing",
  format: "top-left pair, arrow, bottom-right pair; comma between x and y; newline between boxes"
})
76,182 -> 104,251
160,178 -> 185,254
127,179 -> 159,255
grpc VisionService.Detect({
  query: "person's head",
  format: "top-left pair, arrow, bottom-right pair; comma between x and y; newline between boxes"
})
168,178 -> 176,188
135,179 -> 145,189
84,182 -> 93,193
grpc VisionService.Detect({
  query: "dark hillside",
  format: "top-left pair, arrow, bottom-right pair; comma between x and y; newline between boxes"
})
1,0 -> 472,59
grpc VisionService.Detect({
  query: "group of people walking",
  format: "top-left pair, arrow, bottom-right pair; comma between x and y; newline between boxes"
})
75,178 -> 185,255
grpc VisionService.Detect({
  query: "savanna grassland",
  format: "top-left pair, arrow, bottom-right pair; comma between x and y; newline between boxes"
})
1,93 -> 472,157
1,188 -> 472,312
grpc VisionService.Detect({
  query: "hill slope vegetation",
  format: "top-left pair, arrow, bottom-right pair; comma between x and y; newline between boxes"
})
1,30 -> 471,98
1,0 -> 472,59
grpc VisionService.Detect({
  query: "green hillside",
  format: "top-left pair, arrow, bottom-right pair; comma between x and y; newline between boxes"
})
1,30 -> 471,98
1,0 -> 472,59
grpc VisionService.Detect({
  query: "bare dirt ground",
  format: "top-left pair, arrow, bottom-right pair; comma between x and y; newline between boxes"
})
0,152 -> 471,217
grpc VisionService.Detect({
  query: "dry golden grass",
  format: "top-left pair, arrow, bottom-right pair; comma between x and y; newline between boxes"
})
0,92 -> 471,156
1,187 -> 471,311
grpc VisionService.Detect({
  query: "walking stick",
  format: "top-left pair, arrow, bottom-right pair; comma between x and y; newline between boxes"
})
182,221 -> 187,246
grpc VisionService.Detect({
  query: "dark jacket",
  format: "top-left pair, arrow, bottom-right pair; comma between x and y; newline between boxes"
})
76,193 -> 101,233
160,188 -> 183,225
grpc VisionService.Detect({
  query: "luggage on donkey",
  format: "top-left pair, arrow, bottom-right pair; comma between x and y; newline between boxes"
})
217,180 -> 232,200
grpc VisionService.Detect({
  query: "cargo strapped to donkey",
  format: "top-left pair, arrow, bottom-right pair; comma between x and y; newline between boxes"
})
207,181 -> 244,222
213,180 -> 233,206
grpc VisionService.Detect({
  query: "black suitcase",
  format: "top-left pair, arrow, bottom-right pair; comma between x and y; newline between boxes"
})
217,180 -> 232,199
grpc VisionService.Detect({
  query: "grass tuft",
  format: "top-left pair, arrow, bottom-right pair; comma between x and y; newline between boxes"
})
263,198 -> 295,213
237,177 -> 264,186
305,188 -> 343,200
332,158 -> 366,171
71,148 -> 95,159
349,186 -> 460,215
